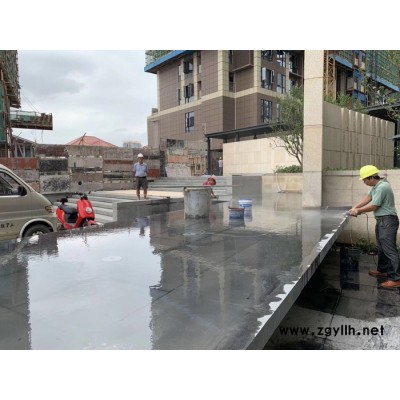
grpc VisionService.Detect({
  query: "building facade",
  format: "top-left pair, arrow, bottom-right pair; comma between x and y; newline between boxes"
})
145,50 -> 304,151
145,50 -> 399,176
145,50 -> 303,174
123,140 -> 142,149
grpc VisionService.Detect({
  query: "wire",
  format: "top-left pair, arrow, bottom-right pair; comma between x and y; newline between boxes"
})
20,93 -> 39,112
274,172 -> 285,193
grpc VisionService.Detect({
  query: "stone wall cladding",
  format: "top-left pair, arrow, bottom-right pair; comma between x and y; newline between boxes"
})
1,145 -> 161,194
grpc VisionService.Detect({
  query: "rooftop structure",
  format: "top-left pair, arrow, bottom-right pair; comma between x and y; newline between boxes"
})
66,134 -> 118,147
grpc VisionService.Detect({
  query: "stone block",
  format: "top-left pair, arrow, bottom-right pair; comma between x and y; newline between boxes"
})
39,158 -> 68,173
70,181 -> 103,193
103,181 -> 133,191
71,171 -> 103,183
40,174 -> 71,194
68,156 -> 103,170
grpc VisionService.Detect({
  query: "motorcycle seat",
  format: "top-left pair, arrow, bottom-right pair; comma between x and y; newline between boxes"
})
60,204 -> 78,216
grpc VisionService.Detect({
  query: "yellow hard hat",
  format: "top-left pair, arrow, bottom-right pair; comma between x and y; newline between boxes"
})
359,165 -> 380,180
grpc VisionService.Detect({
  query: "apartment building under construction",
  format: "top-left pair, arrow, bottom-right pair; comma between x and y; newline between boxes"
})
0,50 -> 53,157
145,50 -> 399,172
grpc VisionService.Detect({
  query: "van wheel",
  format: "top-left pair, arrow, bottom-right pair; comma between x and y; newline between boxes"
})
23,224 -> 52,237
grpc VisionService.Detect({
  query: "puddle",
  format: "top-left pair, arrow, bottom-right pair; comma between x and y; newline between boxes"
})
0,193 -> 349,349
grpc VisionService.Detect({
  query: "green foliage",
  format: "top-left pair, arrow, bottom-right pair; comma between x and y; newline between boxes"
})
274,165 -> 302,173
363,73 -> 400,120
336,93 -> 353,108
273,85 -> 304,166
355,238 -> 377,254
324,93 -> 368,114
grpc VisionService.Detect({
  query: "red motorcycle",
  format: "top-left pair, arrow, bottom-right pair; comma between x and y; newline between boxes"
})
56,192 -> 102,230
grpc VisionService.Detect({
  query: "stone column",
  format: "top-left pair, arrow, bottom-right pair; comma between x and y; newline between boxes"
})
302,50 -> 325,208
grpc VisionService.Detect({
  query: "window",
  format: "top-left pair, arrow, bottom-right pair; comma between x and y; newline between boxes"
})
0,172 -> 20,196
184,84 -> 194,103
361,54 -> 366,70
289,79 -> 297,93
289,55 -> 298,73
184,58 -> 193,75
185,112 -> 195,133
197,81 -> 202,99
261,100 -> 273,123
229,50 -> 234,64
277,73 -> 286,94
177,88 -> 181,105
229,73 -> 235,92
178,64 -> 182,82
276,103 -> 281,122
16,147 -> 24,157
277,51 -> 286,68
261,67 -> 274,90
261,50 -> 273,61
197,52 -> 202,74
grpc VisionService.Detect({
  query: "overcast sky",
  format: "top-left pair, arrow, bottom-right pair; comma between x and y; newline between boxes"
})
6,0 -> 393,150
16,50 -> 157,147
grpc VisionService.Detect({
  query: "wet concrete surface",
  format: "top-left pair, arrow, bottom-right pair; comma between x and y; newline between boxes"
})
264,249 -> 400,350
0,193 -> 350,349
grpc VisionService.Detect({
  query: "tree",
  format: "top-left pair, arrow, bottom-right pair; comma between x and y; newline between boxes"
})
273,85 -> 304,166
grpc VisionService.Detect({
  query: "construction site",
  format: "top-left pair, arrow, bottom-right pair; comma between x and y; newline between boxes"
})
1,50 -> 399,196
1,50 -> 400,353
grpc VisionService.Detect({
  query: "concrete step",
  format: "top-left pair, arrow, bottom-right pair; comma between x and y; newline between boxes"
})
53,198 -> 116,222
88,192 -> 138,201
153,178 -> 232,183
52,189 -> 188,226
94,214 -> 115,224
149,177 -> 233,195
54,201 -> 113,215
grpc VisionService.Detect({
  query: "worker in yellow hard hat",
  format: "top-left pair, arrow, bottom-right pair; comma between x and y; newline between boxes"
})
349,165 -> 400,289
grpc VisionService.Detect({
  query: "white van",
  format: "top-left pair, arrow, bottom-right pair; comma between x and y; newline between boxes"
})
0,163 -> 58,240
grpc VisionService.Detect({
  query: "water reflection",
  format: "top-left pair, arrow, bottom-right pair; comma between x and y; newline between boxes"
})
135,216 -> 150,237
0,194 -> 348,349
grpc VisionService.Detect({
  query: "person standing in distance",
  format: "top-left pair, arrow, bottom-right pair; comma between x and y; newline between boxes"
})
349,165 -> 400,289
133,153 -> 148,200
218,157 -> 223,176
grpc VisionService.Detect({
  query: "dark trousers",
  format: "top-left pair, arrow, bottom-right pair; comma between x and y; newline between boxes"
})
375,215 -> 400,281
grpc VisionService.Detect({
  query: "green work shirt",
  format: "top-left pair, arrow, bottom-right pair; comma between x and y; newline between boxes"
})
369,179 -> 397,217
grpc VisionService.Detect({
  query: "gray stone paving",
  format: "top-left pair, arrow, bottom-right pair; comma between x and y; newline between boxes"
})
0,193 -> 349,349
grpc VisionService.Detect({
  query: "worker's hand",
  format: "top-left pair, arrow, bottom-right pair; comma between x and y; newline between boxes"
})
349,208 -> 358,217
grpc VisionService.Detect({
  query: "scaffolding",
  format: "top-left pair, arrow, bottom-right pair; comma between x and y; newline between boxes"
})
324,50 -> 399,107
324,50 -> 337,100
1,50 -> 53,158
0,51 -> 21,156
0,50 -> 20,108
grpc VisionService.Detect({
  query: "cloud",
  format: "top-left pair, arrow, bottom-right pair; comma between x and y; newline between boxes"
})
16,50 -> 157,147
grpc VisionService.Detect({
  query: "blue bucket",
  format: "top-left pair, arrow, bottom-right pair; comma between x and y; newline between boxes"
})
228,207 -> 245,219
239,199 -> 252,208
